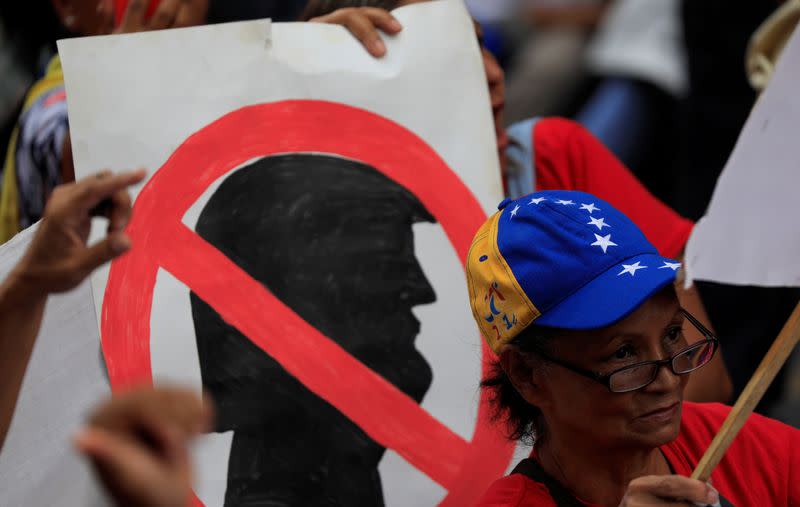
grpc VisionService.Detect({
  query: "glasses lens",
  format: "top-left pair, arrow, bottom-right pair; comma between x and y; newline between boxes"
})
673,340 -> 715,373
609,363 -> 658,392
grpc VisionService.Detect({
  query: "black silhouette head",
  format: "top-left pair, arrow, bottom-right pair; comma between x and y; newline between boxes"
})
191,153 -> 437,506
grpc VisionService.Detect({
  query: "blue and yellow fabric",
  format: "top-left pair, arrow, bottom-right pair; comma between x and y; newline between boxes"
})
0,55 -> 66,244
466,190 -> 681,353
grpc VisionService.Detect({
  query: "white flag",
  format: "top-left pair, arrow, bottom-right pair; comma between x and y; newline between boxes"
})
685,24 -> 800,288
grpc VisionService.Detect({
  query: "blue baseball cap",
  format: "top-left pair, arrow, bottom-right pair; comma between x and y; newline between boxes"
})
466,190 -> 681,353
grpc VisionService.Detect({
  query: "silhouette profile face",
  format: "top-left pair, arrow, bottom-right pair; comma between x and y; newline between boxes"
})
190,153 -> 436,470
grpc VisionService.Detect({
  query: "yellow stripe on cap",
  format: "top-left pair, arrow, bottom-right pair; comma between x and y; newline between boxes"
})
466,211 -> 540,353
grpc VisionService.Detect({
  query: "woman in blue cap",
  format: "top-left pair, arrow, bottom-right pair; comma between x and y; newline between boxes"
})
467,191 -> 799,506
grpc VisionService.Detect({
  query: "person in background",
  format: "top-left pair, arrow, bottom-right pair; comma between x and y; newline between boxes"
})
503,0 -> 610,125
0,2 -> 64,162
302,0 -> 733,404
0,169 -> 145,451
74,386 -> 212,507
0,0 -> 207,244
469,190 -> 799,506
206,0 -> 306,24
574,0 -> 686,204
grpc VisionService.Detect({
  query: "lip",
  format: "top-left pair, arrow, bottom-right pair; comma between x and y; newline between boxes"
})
638,402 -> 680,422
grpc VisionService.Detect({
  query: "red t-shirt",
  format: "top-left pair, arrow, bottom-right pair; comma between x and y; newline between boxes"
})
476,402 -> 800,506
532,118 -> 693,259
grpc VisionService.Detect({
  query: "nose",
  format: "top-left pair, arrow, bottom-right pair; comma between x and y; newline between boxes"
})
402,258 -> 437,307
644,357 -> 683,394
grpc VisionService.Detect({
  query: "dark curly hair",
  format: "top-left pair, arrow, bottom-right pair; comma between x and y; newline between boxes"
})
481,324 -> 562,446
301,0 -> 402,20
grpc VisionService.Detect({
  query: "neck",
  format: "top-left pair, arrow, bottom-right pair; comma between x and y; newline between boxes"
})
223,418 -> 385,507
537,433 -> 669,507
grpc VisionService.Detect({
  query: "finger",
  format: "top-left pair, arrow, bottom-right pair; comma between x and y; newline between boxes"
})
629,476 -> 718,504
75,427 -> 135,463
152,388 -> 208,436
341,12 -> 387,57
75,233 -> 132,275
118,0 -> 148,33
148,0 -> 180,30
91,387 -> 206,438
362,8 -> 402,35
173,0 -> 208,28
97,0 -> 115,34
90,198 -> 114,219
200,391 -> 215,433
106,189 -> 133,233
76,169 -> 146,212
134,410 -> 189,465
74,427 -> 158,484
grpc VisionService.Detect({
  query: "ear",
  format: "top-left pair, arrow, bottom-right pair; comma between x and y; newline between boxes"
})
499,347 -> 552,409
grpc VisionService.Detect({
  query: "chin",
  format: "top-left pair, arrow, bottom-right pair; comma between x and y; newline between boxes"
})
629,402 -> 684,447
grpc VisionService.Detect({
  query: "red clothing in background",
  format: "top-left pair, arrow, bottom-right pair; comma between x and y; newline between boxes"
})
532,118 -> 693,259
476,402 -> 800,506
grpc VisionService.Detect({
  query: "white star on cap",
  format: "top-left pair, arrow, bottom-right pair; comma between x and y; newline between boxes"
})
659,261 -> 682,271
510,204 -> 520,218
587,216 -> 610,231
591,234 -> 617,253
555,199 -> 576,206
580,203 -> 600,213
529,197 -> 546,205
618,261 -> 648,277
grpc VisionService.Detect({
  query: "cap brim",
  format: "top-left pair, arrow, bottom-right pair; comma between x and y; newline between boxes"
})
534,253 -> 679,330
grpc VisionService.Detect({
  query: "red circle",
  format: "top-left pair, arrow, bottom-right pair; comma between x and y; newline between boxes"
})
102,100 -> 515,505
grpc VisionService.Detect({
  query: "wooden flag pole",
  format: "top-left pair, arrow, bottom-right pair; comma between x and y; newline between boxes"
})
691,298 -> 800,481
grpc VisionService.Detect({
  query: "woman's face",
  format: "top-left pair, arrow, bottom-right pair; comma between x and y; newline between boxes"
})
536,290 -> 689,450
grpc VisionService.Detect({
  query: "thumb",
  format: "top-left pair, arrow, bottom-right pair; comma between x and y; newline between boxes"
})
74,427 -> 154,481
77,233 -> 132,274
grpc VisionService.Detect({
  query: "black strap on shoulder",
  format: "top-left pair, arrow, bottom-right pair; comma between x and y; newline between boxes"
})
511,458 -> 586,507
512,458 -> 737,507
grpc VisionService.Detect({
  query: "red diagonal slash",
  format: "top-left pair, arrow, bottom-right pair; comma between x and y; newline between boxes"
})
101,100 -> 516,506
159,221 -> 468,487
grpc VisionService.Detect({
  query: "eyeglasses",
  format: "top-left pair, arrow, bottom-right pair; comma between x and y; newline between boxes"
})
533,309 -> 719,393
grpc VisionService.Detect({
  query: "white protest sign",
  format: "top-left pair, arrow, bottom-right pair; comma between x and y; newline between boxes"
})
58,1 -> 511,505
685,24 -> 800,288
0,225 -> 109,506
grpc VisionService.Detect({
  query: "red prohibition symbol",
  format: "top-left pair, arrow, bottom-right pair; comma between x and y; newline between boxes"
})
101,100 -> 515,506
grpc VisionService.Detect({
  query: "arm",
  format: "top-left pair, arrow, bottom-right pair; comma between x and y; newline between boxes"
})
0,170 -> 146,449
0,266 -> 47,451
